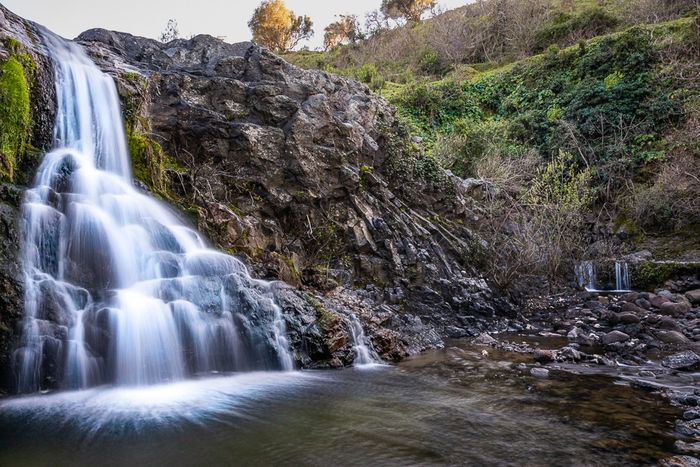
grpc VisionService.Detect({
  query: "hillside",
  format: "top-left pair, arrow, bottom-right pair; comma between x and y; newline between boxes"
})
286,0 -> 700,286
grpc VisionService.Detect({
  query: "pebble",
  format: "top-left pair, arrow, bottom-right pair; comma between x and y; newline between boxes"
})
530,368 -> 549,378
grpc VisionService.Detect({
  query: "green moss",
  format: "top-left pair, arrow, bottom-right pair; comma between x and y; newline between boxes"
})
127,127 -> 184,195
0,56 -> 31,181
304,293 -> 339,331
634,261 -> 700,290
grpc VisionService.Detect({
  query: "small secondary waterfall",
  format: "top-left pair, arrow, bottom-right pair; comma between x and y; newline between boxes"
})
347,315 -> 380,365
615,262 -> 631,291
574,261 -> 596,291
13,32 -> 293,393
574,261 -> 631,292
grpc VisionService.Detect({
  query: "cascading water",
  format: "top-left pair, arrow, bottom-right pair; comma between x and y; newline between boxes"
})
574,261 -> 597,291
347,314 -> 380,366
13,31 -> 293,393
574,260 -> 631,292
615,262 -> 631,291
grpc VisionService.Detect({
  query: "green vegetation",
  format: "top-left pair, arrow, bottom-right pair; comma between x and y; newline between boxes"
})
0,39 -> 34,181
634,261 -> 700,290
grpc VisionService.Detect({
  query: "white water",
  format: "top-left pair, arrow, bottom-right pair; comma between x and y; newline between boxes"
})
14,32 -> 293,393
575,260 -> 631,292
347,314 -> 380,366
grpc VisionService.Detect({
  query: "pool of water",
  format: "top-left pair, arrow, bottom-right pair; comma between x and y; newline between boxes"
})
0,342 -> 680,466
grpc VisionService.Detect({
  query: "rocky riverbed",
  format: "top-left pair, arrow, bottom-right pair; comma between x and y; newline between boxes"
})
470,277 -> 700,464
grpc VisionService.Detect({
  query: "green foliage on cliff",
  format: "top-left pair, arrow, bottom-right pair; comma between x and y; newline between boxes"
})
393,18 -> 696,185
0,48 -> 32,181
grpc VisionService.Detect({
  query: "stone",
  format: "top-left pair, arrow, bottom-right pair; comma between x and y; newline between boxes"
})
660,455 -> 700,467
601,330 -> 630,345
533,349 -> 555,363
684,409 -> 700,421
658,316 -> 683,332
656,330 -> 689,345
676,441 -> 700,456
474,333 -> 496,345
651,295 -> 671,308
617,312 -> 641,324
621,302 -> 645,314
530,368 -> 550,378
686,289 -> 700,305
660,301 -> 691,316
559,346 -> 582,361
662,351 -> 700,371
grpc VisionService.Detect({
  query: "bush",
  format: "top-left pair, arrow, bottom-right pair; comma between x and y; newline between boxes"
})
433,119 -> 525,176
533,7 -> 619,51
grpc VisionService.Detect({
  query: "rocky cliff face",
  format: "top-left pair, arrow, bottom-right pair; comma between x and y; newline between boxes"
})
0,5 -> 512,387
0,5 -> 56,389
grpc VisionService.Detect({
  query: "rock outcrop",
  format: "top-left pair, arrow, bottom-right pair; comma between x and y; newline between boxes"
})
0,5 -> 56,390
74,28 -> 511,352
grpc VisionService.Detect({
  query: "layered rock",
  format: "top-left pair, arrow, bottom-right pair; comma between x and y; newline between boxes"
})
74,28 -> 511,352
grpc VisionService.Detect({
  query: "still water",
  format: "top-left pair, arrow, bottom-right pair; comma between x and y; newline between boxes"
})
0,343 -> 679,466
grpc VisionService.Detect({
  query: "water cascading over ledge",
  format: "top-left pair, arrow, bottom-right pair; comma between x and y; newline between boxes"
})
13,31 -> 293,393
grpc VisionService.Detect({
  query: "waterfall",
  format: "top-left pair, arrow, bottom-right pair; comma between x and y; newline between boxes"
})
347,314 -> 380,366
615,262 -> 631,291
13,32 -> 293,393
575,260 -> 631,292
574,261 -> 596,291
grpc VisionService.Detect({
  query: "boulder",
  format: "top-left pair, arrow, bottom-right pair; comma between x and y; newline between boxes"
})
474,333 -> 496,345
686,289 -> 700,305
651,295 -> 671,308
533,349 -> 555,363
530,367 -> 550,378
602,330 -> 630,345
656,330 -> 689,345
658,316 -> 683,332
617,312 -> 641,324
660,301 -> 691,316
662,351 -> 700,371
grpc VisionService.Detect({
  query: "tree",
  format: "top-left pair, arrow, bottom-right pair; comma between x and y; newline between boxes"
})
380,0 -> 437,23
248,0 -> 313,52
160,19 -> 180,42
323,15 -> 361,50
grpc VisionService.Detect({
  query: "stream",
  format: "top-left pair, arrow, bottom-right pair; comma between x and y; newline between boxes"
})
0,340 -> 680,466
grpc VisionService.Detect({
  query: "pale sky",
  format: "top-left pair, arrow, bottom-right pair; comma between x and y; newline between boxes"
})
2,0 -> 469,50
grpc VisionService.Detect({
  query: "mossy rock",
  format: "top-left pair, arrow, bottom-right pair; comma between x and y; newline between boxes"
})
0,55 -> 32,181
632,261 -> 700,290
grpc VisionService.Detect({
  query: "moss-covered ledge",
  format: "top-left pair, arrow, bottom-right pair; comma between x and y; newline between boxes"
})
0,38 -> 33,182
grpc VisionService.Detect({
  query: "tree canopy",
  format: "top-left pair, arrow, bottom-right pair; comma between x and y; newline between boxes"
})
248,0 -> 313,52
323,15 -> 361,50
380,0 -> 437,23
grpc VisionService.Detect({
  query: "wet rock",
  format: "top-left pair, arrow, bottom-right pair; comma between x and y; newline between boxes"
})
656,330 -> 689,345
687,290 -> 700,305
559,346 -> 582,361
474,333 -> 496,345
660,301 -> 692,316
676,441 -> 700,456
662,351 -> 700,371
684,409 -> 700,421
621,302 -> 645,314
676,420 -> 700,437
533,349 -> 555,363
661,455 -> 700,467
530,367 -> 549,378
617,312 -> 641,324
602,330 -> 630,345
651,295 -> 671,308
658,316 -> 683,332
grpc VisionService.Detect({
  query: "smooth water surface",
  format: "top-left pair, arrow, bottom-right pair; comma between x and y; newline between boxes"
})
0,343 -> 679,466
